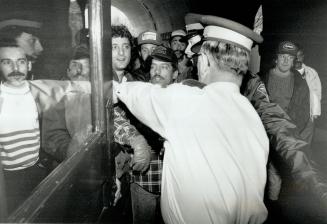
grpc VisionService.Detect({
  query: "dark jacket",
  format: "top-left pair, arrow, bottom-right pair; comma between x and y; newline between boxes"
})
263,69 -> 310,133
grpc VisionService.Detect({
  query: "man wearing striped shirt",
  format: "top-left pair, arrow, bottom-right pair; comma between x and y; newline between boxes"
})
0,43 -> 46,213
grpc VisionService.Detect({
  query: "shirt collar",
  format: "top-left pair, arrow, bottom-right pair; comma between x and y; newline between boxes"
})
207,81 -> 240,92
297,67 -> 305,75
0,81 -> 30,95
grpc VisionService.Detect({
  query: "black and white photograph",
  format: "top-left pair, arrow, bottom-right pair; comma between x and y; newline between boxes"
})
0,0 -> 327,223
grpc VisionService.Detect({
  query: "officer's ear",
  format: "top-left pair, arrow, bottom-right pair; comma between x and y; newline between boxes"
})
172,69 -> 178,80
199,53 -> 210,75
27,61 -> 32,72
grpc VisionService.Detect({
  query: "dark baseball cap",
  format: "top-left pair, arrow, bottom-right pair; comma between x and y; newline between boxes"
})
71,45 -> 89,60
152,46 -> 177,64
277,41 -> 298,56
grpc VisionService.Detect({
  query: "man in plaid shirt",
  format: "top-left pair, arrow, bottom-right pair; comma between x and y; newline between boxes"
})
128,45 -> 178,224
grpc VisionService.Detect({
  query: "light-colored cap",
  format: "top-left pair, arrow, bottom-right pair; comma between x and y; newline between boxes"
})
184,13 -> 204,32
0,19 -> 42,30
137,30 -> 161,46
185,13 -> 263,51
171,29 -> 186,38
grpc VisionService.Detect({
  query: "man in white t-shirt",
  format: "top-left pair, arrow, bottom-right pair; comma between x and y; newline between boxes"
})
113,15 -> 269,224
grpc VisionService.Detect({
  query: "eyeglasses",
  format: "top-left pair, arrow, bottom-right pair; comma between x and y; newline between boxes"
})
0,58 -> 28,67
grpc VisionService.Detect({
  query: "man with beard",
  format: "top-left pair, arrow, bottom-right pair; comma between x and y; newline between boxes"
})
133,30 -> 162,82
0,43 -> 47,213
0,19 -> 44,80
169,29 -> 197,82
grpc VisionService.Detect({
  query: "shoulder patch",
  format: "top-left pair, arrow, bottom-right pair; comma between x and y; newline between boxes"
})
256,83 -> 270,102
181,79 -> 206,89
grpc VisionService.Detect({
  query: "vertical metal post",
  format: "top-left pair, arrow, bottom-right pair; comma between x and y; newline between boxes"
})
89,0 -> 111,133
0,162 -> 8,221
88,1 -> 113,219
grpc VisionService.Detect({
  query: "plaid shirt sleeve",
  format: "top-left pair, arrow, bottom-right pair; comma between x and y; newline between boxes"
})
113,106 -> 138,146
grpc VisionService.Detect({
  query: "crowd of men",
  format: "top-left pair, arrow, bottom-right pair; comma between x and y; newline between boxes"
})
0,7 -> 325,224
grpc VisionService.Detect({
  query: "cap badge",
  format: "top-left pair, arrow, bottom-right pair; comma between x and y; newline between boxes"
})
142,32 -> 157,41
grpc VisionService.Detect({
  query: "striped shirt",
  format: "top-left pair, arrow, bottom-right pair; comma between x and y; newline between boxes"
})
0,82 -> 40,171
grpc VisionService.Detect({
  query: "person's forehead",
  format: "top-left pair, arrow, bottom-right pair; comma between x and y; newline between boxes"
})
71,58 -> 89,64
152,59 -> 172,66
278,53 -> 294,57
112,37 -> 130,45
0,47 -> 26,58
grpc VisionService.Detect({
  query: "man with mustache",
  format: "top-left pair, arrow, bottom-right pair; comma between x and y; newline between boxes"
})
169,29 -> 197,82
150,46 -> 178,87
129,45 -> 177,224
0,43 -> 46,213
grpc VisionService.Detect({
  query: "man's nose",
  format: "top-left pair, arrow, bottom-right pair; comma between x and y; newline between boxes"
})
118,47 -> 124,56
12,62 -> 19,71
177,43 -> 183,50
155,66 -> 161,75
36,40 -> 44,53
283,57 -> 289,63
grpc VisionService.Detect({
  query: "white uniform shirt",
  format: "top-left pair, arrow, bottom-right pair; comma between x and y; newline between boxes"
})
115,81 -> 269,224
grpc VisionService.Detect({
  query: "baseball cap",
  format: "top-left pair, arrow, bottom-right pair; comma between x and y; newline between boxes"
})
170,29 -> 187,43
277,41 -> 298,56
151,46 -> 177,64
137,30 -> 161,46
